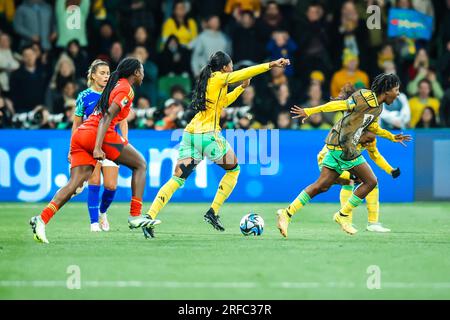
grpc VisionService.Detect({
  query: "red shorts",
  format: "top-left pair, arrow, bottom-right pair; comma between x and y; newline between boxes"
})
70,128 -> 129,168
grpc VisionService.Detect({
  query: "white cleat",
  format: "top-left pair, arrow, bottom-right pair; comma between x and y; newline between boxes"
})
128,215 -> 161,230
99,214 -> 110,232
90,222 -> 102,232
366,222 -> 391,233
30,216 -> 49,244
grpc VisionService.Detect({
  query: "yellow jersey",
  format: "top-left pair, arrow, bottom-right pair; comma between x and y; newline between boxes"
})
185,63 -> 271,133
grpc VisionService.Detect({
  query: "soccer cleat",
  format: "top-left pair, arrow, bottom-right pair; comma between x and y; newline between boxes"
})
366,222 -> 391,233
204,208 -> 225,232
333,212 -> 358,235
141,218 -> 162,239
128,215 -> 161,230
30,216 -> 49,244
99,213 -> 110,232
276,209 -> 291,238
90,222 -> 102,232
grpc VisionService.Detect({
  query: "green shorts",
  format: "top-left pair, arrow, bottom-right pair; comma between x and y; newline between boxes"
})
178,131 -> 230,162
321,149 -> 366,175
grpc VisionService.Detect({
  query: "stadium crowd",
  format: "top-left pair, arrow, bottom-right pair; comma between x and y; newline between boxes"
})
0,0 -> 449,130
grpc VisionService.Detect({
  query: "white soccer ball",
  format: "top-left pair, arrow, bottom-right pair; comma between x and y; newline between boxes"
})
240,213 -> 264,236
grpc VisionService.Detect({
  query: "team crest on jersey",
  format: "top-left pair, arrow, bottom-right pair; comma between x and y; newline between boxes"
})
121,96 -> 129,107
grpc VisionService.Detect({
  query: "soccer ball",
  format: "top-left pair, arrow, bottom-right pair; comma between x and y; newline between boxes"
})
240,213 -> 264,236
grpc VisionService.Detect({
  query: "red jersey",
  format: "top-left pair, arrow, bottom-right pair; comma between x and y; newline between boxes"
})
80,78 -> 134,132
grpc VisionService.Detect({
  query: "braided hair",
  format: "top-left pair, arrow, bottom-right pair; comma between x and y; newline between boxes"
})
94,57 -> 142,114
371,73 -> 400,96
191,51 -> 232,112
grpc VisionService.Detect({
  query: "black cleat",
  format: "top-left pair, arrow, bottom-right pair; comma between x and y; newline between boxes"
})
204,208 -> 225,232
142,225 -> 155,239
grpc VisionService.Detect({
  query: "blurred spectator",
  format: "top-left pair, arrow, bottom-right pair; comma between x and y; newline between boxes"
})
302,112 -> 332,130
124,0 -> 156,35
295,2 -> 331,81
92,21 -> 118,58
416,107 -> 439,128
268,64 -> 288,87
261,1 -> 288,34
274,83 -> 295,116
170,85 -> 189,106
0,86 -> 14,128
330,49 -> 369,98
439,39 -> 450,90
128,26 -> 155,57
158,35 -> 191,76
406,50 -> 444,100
409,79 -> 440,127
266,30 -> 297,77
66,40 -> 89,82
225,0 -> 261,18
191,15 -> 231,77
52,80 -> 77,114
129,96 -> 156,129
47,53 -> 76,95
54,99 -> 75,129
0,33 -> 19,93
407,48 -> 430,81
0,0 -> 15,33
55,0 -> 90,49
302,82 -> 336,125
133,46 -> 158,105
10,46 -> 47,113
330,0 -> 369,71
109,41 -> 124,71
229,10 -> 265,64
155,98 -> 184,130
276,110 -> 294,129
191,0 -> 226,19
13,0 -> 55,52
380,91 -> 411,130
439,88 -> 450,127
162,1 -> 198,48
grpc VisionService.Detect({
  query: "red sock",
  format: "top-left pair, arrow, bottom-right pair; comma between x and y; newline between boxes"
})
130,196 -> 142,217
40,201 -> 59,224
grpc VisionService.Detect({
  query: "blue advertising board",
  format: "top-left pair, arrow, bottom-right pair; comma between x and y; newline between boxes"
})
0,129 -> 414,203
388,8 -> 433,40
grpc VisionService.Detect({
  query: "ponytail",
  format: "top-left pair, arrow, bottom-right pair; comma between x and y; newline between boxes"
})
190,51 -> 232,112
191,65 -> 212,112
94,57 -> 142,115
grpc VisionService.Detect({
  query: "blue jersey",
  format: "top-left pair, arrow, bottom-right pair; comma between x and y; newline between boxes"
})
75,88 -> 102,121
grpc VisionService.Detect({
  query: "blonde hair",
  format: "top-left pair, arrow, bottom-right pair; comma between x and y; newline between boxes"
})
49,53 -> 76,89
87,59 -> 109,87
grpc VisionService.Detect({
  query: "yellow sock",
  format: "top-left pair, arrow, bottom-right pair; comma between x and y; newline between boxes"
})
340,193 -> 363,215
366,185 -> 379,223
147,176 -> 184,219
286,190 -> 311,216
211,166 -> 240,215
340,185 -> 353,207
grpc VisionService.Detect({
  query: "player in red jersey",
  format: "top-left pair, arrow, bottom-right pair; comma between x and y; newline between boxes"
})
30,57 -> 160,243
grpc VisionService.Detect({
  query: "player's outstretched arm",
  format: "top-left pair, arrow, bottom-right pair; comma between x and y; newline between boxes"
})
367,122 -> 413,146
223,58 -> 290,85
225,78 -> 251,107
367,145 -> 394,175
93,103 -> 121,160
290,100 -> 349,123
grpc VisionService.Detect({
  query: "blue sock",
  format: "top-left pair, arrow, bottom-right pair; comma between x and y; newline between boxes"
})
87,185 -> 100,224
100,188 -> 116,214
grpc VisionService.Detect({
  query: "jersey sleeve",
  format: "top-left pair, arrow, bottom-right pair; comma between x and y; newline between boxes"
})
225,86 -> 245,107
366,121 -> 396,141
111,86 -> 134,110
74,92 -> 86,117
215,63 -> 271,86
304,100 -> 350,116
366,140 -> 394,174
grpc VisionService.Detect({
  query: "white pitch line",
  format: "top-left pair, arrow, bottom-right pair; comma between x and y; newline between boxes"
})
1,280 -> 450,290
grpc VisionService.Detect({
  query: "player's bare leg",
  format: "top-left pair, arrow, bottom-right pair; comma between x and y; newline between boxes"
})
277,167 -> 340,238
115,144 -> 160,234
31,165 -> 94,243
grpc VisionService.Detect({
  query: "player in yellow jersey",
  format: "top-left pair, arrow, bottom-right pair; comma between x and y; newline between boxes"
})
277,74 -> 412,237
317,130 -> 401,233
141,51 -> 290,238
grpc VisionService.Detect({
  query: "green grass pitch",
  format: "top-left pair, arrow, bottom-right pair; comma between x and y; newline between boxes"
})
1,202 -> 450,300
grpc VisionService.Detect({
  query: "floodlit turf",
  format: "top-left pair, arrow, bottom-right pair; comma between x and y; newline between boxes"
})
1,202 -> 450,300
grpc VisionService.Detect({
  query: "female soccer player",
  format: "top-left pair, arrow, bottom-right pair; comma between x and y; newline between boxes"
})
277,73 -> 412,237
142,52 -> 290,237
30,57 -> 159,243
72,59 -> 127,232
